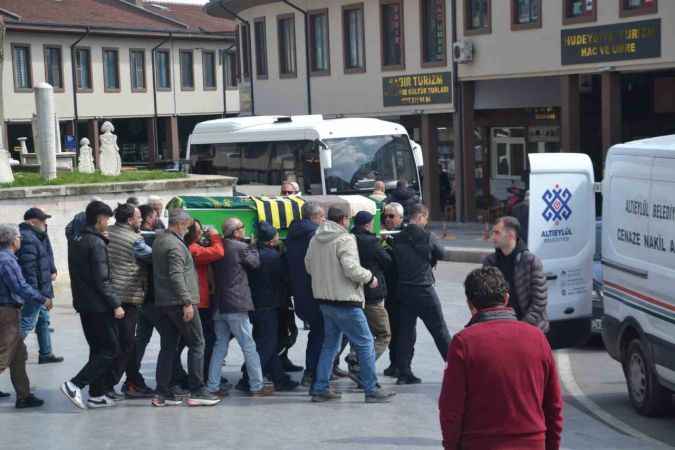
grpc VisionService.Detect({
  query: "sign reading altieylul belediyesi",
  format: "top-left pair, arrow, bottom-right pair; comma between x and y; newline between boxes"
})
618,199 -> 675,253
561,19 -> 661,66
382,72 -> 452,107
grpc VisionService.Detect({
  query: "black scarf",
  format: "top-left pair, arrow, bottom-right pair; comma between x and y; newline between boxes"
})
466,307 -> 518,328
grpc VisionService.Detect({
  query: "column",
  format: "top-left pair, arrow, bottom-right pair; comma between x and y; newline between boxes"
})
147,117 -> 158,163
167,115 -> 180,162
421,114 -> 441,220
601,72 -> 622,161
560,74 -> 581,153
87,119 -> 100,168
460,81 -> 476,221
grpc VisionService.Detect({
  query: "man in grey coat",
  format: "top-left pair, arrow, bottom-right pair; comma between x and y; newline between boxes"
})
483,216 -> 549,333
208,218 -> 273,398
152,208 -> 220,407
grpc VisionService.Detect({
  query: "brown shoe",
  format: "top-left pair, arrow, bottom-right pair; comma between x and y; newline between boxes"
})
248,385 -> 275,398
214,388 -> 230,399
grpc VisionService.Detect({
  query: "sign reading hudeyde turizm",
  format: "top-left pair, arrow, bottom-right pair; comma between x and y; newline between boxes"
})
561,19 -> 660,66
382,72 -> 452,107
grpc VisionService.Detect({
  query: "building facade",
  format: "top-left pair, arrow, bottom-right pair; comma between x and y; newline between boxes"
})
1,0 -> 238,165
207,0 -> 456,219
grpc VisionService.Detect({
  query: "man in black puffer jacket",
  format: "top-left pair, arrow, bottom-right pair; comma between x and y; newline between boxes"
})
348,211 -> 392,375
391,203 -> 452,385
483,216 -> 549,333
62,201 -> 125,410
17,208 -> 63,364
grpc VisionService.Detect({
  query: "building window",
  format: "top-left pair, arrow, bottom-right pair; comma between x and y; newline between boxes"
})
202,51 -> 217,90
224,52 -> 238,88
155,49 -> 171,90
309,9 -> 330,76
343,3 -> 366,73
130,49 -> 146,92
464,0 -> 491,35
12,44 -> 32,91
74,47 -> 92,91
102,48 -> 120,92
422,0 -> 447,64
620,0 -> 657,17
241,24 -> 251,79
254,18 -> 268,79
511,0 -> 542,30
380,0 -> 404,70
278,14 -> 297,78
44,46 -> 64,90
563,0 -> 596,24
180,50 -> 195,90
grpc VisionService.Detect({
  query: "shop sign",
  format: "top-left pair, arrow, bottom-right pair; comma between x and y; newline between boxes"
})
383,72 -> 452,107
561,19 -> 660,65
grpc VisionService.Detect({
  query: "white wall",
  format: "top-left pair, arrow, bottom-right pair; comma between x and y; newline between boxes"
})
457,0 -> 675,80
3,31 -> 240,122
238,0 -> 455,117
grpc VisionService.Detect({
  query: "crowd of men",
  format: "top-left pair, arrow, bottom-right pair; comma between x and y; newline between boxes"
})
0,183 -> 563,449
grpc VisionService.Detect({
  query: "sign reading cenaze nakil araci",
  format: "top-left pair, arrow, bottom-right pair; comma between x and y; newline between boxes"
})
561,19 -> 660,66
382,72 -> 452,107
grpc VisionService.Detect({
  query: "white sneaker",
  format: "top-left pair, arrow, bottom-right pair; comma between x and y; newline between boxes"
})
61,381 -> 86,410
87,395 -> 116,409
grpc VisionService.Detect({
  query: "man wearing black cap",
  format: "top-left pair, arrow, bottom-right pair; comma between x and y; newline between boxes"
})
17,208 -> 63,365
348,211 -> 392,380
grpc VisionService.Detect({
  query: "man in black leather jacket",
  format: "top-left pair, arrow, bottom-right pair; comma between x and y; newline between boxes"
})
391,203 -> 452,385
62,201 -> 125,410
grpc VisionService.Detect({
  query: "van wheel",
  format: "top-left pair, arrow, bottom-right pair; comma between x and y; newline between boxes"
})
623,339 -> 672,417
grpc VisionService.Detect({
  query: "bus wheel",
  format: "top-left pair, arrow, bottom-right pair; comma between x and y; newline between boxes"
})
623,339 -> 672,417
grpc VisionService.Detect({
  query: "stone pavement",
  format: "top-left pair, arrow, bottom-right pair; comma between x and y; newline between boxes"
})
0,262 -> 669,450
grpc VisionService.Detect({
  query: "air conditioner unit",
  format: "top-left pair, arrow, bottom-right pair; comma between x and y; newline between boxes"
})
453,40 -> 474,64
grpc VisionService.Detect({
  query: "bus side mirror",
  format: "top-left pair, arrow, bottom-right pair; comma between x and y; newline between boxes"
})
320,147 -> 333,170
411,142 -> 424,168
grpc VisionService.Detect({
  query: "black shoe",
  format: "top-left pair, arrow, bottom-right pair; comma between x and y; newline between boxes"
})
15,394 -> 44,409
383,366 -> 399,378
332,366 -> 349,378
396,374 -> 422,385
282,356 -> 304,373
186,388 -> 221,407
275,379 -> 300,392
152,393 -> 182,407
38,354 -> 64,364
122,383 -> 155,399
300,371 -> 313,387
347,370 -> 364,390
0,390 -> 10,398
105,389 -> 124,401
365,388 -> 396,404
170,385 -> 190,399
235,378 -> 250,393
220,376 -> 230,386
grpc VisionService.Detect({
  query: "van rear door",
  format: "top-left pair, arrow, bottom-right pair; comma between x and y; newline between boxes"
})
528,153 -> 595,338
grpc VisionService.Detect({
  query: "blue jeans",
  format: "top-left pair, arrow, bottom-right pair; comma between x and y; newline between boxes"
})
312,304 -> 378,395
208,312 -> 263,393
20,300 -> 52,357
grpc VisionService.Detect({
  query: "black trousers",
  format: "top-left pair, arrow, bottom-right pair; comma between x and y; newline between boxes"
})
155,305 -> 205,396
385,295 -> 415,367
111,304 -> 139,386
177,308 -> 215,380
252,308 -> 287,385
396,285 -> 451,376
71,311 -> 120,397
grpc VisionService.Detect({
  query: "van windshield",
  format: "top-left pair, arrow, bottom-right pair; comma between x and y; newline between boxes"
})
323,135 -> 418,194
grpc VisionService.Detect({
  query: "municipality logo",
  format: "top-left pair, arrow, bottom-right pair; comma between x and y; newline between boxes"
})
542,185 -> 572,225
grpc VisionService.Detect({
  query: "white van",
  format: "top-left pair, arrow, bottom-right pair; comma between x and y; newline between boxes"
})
600,135 -> 675,416
186,115 -> 424,198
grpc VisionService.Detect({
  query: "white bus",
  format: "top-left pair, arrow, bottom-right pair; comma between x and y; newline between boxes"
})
186,115 -> 424,198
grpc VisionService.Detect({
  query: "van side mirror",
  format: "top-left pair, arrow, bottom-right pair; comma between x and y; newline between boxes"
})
320,147 -> 332,170
411,141 -> 424,168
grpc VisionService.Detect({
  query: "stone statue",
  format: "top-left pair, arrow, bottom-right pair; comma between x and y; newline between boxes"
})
78,137 -> 95,174
99,121 -> 121,176
0,148 -> 14,183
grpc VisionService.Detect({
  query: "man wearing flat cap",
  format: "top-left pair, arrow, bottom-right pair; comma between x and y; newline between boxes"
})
17,208 -> 63,365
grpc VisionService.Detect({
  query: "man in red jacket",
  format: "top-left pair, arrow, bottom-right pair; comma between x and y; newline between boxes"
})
439,267 -> 563,450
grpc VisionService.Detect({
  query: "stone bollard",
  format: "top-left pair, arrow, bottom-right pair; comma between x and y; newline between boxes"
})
34,83 -> 58,181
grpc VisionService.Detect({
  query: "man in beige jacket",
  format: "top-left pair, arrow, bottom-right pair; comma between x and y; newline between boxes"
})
305,206 -> 396,404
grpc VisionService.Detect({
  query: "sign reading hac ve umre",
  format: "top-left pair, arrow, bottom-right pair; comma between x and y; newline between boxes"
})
561,19 -> 660,66
383,72 -> 452,107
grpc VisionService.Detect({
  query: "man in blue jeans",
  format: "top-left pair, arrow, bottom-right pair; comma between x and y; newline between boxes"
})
305,206 -> 395,403
16,208 -> 63,364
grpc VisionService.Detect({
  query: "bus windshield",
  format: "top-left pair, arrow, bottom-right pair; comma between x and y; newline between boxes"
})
323,135 -> 418,194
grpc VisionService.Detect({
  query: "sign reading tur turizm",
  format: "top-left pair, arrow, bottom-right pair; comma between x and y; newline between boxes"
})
561,19 -> 660,66
383,72 -> 452,107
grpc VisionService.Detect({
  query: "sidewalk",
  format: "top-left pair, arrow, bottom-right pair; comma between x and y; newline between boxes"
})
429,222 -> 492,264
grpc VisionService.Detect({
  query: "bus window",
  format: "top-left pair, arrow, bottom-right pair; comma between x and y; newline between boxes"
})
190,143 -> 241,178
